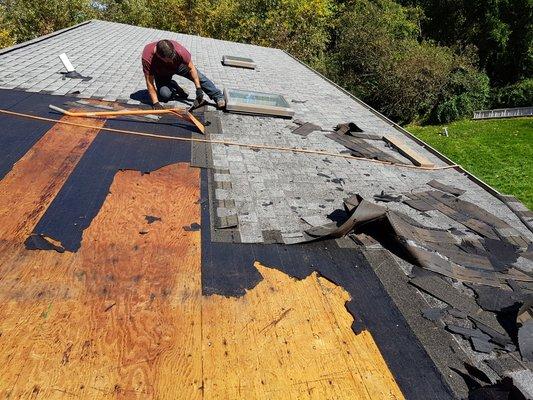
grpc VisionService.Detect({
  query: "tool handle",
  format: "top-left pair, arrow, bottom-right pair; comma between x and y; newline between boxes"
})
48,104 -> 70,115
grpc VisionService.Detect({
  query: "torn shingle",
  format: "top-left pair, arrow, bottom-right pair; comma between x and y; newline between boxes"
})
374,191 -> 402,203
334,122 -> 363,135
291,122 -> 322,136
517,301 -> 533,362
466,284 -> 523,312
427,179 -> 466,196
326,132 -> 405,164
422,307 -> 445,322
410,274 -> 508,336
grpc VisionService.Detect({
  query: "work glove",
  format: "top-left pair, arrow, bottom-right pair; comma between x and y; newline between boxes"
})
193,87 -> 204,108
152,102 -> 165,110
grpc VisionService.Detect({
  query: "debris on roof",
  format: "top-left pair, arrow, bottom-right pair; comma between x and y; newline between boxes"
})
298,190 -> 532,363
517,300 -> 533,361
289,120 -> 323,136
374,190 -> 403,203
326,131 -> 406,164
383,134 -> 435,168
404,190 -> 530,248
427,179 -> 466,196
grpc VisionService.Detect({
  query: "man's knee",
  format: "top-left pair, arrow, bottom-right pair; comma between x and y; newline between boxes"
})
158,85 -> 173,102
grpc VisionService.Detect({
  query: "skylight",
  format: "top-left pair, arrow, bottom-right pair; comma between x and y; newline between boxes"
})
223,88 -> 295,118
222,55 -> 256,69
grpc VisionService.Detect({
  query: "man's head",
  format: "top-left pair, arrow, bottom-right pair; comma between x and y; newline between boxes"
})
155,40 -> 177,62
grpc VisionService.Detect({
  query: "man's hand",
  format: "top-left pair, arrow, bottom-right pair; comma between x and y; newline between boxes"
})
152,102 -> 165,110
193,88 -> 204,108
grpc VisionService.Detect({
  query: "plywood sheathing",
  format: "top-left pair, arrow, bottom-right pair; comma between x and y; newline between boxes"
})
202,261 -> 404,399
0,164 -> 203,398
28,112 -> 192,252
0,158 -> 404,398
0,114 -> 105,241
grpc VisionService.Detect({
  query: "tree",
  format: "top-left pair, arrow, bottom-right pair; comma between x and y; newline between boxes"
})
328,0 -> 488,123
199,0 -> 335,65
398,0 -> 533,86
2,0 -> 97,42
0,4 -> 16,48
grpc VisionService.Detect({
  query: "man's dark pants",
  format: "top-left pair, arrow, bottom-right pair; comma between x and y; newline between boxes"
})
155,64 -> 223,102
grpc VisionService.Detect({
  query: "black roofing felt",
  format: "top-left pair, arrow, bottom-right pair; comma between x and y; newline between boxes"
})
0,90 -> 63,179
28,109 -> 199,252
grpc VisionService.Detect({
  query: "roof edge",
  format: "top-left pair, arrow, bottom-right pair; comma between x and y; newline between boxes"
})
282,50 -> 532,233
0,19 -> 94,56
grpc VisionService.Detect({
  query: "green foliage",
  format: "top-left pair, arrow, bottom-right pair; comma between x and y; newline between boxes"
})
491,79 -> 533,109
99,0 -> 153,27
2,0 -> 97,42
427,64 -> 490,123
99,0 -> 196,33
327,0 -> 422,104
200,0 -> 335,65
328,0 -> 488,124
398,0 -> 533,86
0,4 -> 16,48
99,0 -> 335,65
377,42 -> 456,123
0,0 -> 526,125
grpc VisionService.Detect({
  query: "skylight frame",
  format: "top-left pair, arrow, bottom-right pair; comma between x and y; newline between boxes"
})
222,55 -> 257,69
223,88 -> 295,118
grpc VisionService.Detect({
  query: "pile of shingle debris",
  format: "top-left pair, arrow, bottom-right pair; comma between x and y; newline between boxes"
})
303,180 -> 533,397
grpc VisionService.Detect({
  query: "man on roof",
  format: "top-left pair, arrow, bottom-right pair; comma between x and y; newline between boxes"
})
142,39 -> 225,110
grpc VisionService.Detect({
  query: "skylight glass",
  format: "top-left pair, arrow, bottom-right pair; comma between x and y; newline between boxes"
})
224,88 -> 294,118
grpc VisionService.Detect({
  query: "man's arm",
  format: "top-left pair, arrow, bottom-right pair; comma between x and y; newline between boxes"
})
144,73 -> 160,106
187,60 -> 201,89
188,60 -> 204,107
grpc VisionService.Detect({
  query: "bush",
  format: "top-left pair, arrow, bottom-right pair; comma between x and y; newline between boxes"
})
427,65 -> 490,123
199,0 -> 335,66
327,0 -> 426,122
491,79 -> 533,108
377,41 -> 456,123
0,5 -> 16,48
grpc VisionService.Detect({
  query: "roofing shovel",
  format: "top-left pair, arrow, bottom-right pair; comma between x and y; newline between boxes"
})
48,104 -> 205,134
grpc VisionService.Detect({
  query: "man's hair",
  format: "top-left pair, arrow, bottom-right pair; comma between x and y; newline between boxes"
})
156,40 -> 176,60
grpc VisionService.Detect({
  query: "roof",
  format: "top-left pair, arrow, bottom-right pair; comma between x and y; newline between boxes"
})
0,19 -> 532,399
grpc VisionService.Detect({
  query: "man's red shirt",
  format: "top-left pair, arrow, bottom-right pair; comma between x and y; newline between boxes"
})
142,40 -> 191,78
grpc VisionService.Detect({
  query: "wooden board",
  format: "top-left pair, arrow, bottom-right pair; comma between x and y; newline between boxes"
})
382,135 -> 435,168
202,261 -> 404,399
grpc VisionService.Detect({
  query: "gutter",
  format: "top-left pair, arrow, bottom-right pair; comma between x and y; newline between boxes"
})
0,20 -> 93,56
282,50 -> 533,234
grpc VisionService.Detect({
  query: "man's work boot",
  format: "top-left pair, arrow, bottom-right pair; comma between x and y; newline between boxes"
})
216,98 -> 226,109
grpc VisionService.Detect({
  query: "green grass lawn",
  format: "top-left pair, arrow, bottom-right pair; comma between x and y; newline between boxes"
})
405,117 -> 533,209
